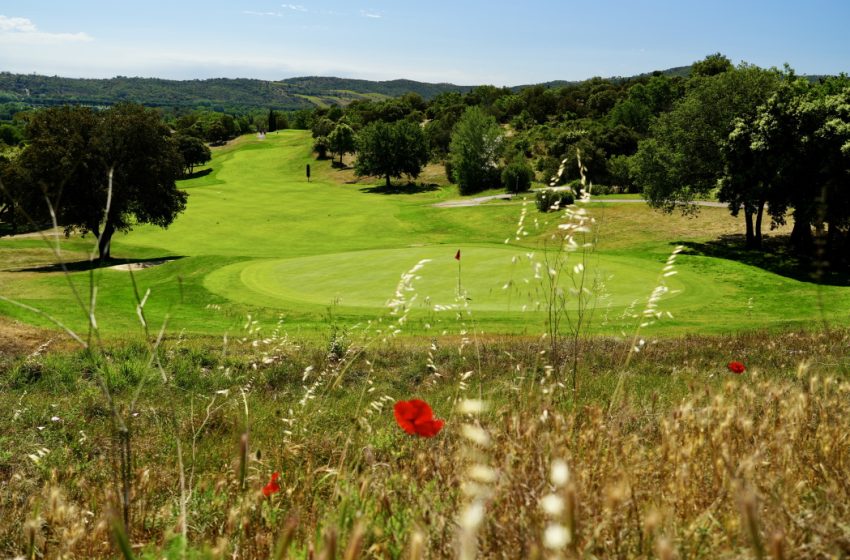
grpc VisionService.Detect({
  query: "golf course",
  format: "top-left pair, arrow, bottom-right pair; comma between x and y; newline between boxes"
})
1,129 -> 848,339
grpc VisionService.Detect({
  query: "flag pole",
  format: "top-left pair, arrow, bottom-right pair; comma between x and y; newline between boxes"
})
455,249 -> 461,296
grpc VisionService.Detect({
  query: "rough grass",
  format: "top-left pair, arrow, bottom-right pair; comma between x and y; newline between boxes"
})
2,329 -> 849,558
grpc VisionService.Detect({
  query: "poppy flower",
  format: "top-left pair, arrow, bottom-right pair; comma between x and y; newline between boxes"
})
263,471 -> 281,497
394,399 -> 444,437
727,361 -> 746,374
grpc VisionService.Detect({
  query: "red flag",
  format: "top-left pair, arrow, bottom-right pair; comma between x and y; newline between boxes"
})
455,249 -> 461,261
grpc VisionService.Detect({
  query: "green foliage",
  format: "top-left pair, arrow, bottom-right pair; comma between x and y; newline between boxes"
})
501,158 -> 533,193
313,135 -> 330,159
354,120 -> 428,187
311,117 -> 335,142
449,106 -> 503,195
633,64 -> 780,211
691,52 -> 734,77
174,111 -> 243,144
535,188 -> 574,212
11,103 -> 186,260
0,123 -> 23,147
175,134 -> 211,175
719,75 -> 850,256
327,123 -> 356,164
607,154 -> 636,192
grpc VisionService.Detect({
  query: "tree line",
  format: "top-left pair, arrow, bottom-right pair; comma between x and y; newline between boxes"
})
300,54 -> 850,268
2,54 -> 848,269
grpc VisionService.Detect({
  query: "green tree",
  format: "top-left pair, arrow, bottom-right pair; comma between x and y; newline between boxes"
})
633,64 -> 779,217
175,134 -> 211,175
313,136 -> 330,159
327,123 -> 356,165
691,53 -> 734,77
501,158 -> 534,194
449,106 -> 503,195
14,103 -> 186,260
268,109 -> 277,132
354,120 -> 428,188
312,117 -> 334,139
719,75 -> 850,259
0,123 -> 23,147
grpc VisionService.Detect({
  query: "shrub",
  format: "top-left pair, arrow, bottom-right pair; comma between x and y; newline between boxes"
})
501,159 -> 534,194
535,188 -> 574,212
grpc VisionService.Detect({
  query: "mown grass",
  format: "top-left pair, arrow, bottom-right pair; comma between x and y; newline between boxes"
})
1,130 -> 848,339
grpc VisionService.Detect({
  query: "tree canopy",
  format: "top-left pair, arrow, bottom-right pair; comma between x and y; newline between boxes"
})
449,106 -> 503,195
354,120 -> 428,187
11,103 -> 186,260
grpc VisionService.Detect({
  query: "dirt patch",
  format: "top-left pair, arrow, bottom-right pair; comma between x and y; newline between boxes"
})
109,259 -> 175,271
0,317 -> 70,359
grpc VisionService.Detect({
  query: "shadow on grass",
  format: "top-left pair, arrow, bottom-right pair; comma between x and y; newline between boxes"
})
179,168 -> 213,180
675,234 -> 850,286
16,256 -> 185,274
0,222 -> 52,238
360,182 -> 440,195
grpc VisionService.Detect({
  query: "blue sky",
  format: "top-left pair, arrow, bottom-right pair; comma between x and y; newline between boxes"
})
1,1 -> 848,85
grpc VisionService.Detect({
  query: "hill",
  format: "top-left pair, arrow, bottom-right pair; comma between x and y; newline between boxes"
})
0,72 -> 475,113
0,65 -> 697,113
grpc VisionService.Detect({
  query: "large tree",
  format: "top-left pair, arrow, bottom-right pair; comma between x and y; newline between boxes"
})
632,64 -> 779,245
720,76 -> 850,260
449,106 -> 503,195
175,133 -> 211,175
354,120 -> 428,187
13,103 -> 186,260
718,77 -> 810,248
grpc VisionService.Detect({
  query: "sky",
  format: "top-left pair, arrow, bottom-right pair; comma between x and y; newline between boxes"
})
1,1 -> 849,86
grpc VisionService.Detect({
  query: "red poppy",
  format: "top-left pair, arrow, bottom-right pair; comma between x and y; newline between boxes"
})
394,399 -> 444,437
727,361 -> 746,374
263,471 -> 281,497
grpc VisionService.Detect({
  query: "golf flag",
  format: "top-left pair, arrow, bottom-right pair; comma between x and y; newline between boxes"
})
455,249 -> 461,261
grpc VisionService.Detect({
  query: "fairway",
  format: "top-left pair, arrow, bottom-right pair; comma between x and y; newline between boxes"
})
2,130 -> 849,337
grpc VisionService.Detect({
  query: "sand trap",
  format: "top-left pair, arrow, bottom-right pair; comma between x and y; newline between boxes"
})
109,259 -> 175,271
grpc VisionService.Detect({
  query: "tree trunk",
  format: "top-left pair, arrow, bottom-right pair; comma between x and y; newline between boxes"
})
385,174 -> 391,188
791,215 -> 813,254
753,200 -> 765,250
744,210 -> 755,248
98,220 -> 115,261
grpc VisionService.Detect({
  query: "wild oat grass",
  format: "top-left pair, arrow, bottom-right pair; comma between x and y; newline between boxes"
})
2,330 -> 849,558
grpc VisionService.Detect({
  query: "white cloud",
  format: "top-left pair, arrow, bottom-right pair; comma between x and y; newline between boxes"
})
243,10 -> 283,17
282,4 -> 308,11
360,10 -> 383,19
0,16 -> 36,32
0,15 -> 92,45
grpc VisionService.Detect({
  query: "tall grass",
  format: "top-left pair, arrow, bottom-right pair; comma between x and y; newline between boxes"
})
4,332 -> 850,558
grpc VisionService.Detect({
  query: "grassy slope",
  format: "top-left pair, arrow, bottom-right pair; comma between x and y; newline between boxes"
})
1,130 -> 848,340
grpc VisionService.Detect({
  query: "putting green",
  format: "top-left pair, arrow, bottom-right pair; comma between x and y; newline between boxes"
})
204,244 -> 684,314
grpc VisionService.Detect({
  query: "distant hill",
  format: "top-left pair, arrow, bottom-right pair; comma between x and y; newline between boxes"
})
0,73 -> 475,113
512,65 -> 693,91
0,65 -> 829,115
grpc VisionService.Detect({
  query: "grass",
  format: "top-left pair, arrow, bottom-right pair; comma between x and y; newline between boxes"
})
2,131 -> 850,558
1,129 -> 848,340
2,329 -> 849,558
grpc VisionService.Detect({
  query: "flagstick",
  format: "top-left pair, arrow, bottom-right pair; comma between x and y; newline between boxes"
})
457,255 -> 462,297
